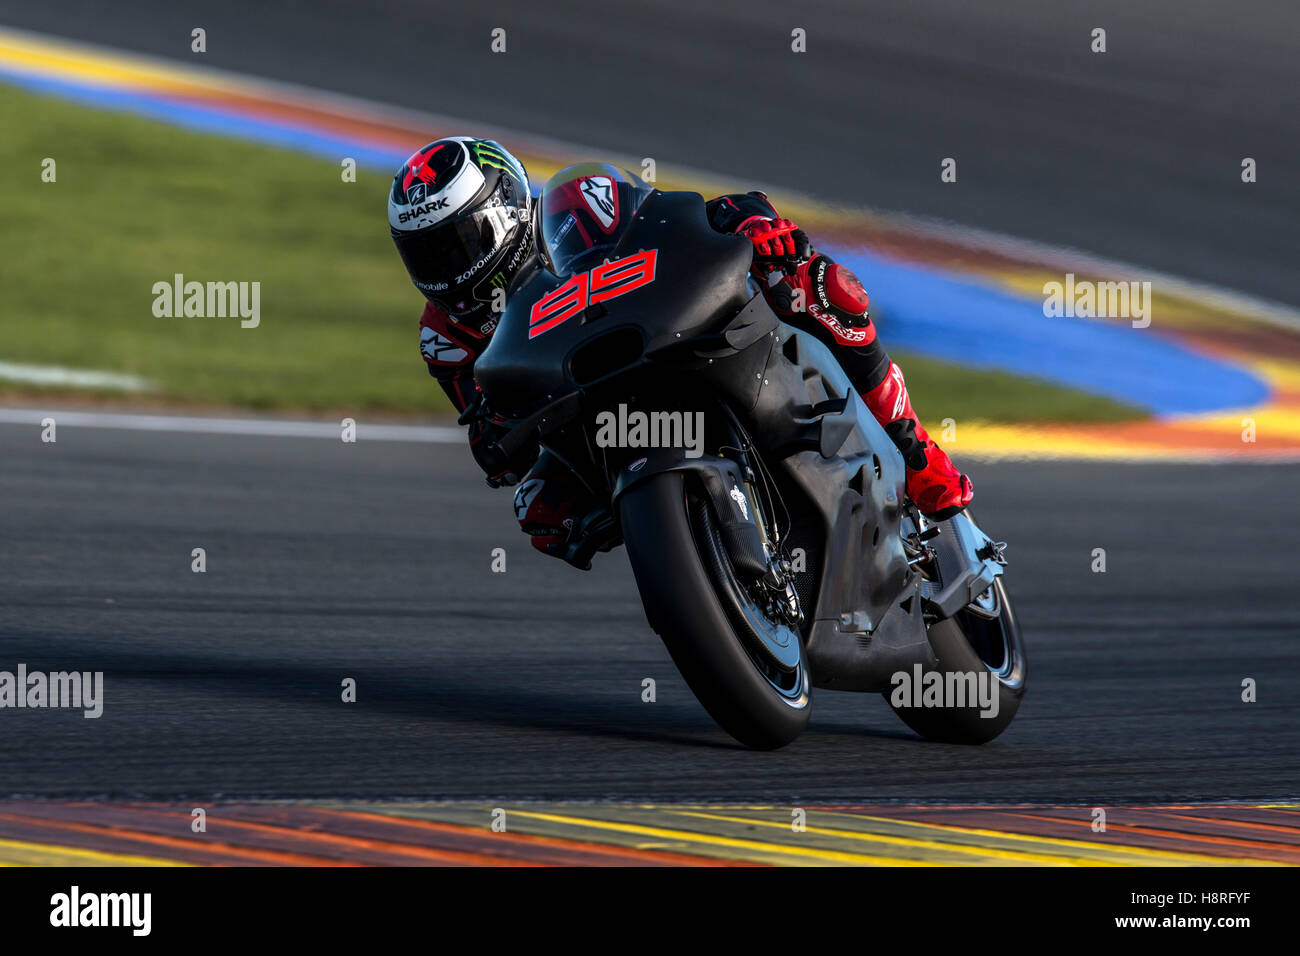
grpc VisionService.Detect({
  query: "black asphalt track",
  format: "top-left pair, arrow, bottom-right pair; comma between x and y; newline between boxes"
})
2,423 -> 1295,801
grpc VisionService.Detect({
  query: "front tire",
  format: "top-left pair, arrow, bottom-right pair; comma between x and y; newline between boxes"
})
619,472 -> 811,749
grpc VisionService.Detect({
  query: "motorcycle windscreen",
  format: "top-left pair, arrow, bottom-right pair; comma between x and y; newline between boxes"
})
537,162 -> 655,276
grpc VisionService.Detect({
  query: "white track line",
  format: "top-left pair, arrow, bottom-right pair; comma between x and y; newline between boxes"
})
0,362 -> 155,391
1,406 -> 1296,463
0,408 -> 461,442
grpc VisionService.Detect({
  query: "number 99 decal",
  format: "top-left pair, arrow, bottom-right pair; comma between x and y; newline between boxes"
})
529,249 -> 658,339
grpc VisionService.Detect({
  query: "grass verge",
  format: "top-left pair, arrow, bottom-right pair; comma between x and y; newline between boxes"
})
0,84 -> 1144,423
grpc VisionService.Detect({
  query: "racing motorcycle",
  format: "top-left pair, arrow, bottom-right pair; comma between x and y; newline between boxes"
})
472,171 -> 1026,749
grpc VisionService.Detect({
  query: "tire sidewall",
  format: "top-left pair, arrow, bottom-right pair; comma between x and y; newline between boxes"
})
619,471 -> 812,749
888,579 -> 1027,744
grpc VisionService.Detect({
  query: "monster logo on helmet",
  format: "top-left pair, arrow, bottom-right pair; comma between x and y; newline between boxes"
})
389,137 -> 534,319
469,140 -> 528,185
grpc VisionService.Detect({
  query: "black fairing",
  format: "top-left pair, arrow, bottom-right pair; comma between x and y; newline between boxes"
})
474,191 -> 755,419
471,189 -> 953,693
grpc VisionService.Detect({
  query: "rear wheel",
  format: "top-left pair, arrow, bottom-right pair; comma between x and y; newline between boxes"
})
619,472 -> 811,749
887,576 -> 1026,743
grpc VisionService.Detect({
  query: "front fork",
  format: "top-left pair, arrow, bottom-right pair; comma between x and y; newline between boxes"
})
721,431 -> 804,629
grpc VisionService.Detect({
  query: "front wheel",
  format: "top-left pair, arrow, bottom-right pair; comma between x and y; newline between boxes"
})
619,472 -> 811,749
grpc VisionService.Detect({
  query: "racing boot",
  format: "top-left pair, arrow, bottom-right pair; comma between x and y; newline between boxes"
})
862,361 -> 973,520
513,457 -> 619,570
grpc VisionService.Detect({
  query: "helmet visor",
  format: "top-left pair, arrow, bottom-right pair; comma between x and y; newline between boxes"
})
394,205 -> 520,302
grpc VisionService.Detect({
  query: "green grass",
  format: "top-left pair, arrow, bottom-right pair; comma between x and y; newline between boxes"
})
887,349 -> 1144,424
0,84 -> 1144,423
2,85 -> 431,411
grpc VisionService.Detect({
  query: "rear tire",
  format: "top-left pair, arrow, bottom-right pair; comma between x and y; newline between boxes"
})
887,577 -> 1026,744
619,472 -> 811,749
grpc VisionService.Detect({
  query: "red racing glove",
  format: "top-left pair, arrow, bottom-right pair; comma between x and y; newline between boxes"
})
737,216 -> 811,268
739,217 -> 871,331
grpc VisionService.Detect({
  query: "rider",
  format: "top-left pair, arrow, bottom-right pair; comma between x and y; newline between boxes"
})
389,138 -> 973,564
